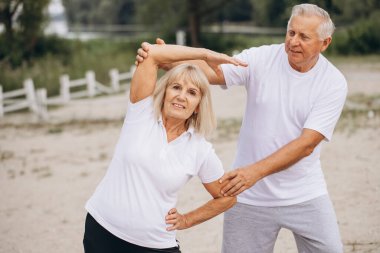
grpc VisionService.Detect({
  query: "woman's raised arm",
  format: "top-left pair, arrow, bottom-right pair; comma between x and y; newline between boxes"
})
130,44 -> 247,103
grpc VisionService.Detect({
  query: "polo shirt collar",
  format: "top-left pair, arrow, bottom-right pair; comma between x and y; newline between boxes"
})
158,115 -> 195,136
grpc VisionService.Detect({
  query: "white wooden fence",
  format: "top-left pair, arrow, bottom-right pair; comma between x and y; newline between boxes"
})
0,66 -> 135,120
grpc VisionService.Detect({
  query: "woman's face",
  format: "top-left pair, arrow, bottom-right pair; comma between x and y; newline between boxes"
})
162,77 -> 202,121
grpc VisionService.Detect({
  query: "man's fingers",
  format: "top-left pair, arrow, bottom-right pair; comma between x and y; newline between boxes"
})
233,58 -> 248,67
234,58 -> 248,67
219,171 -> 237,183
231,186 -> 247,196
225,182 -> 245,196
221,177 -> 242,195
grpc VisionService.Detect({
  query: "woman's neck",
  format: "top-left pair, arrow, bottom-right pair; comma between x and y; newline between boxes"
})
162,116 -> 187,142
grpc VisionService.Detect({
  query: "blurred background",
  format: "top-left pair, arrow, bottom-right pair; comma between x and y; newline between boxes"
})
0,0 -> 379,95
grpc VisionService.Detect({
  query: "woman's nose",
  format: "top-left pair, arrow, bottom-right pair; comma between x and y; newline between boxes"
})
177,91 -> 186,100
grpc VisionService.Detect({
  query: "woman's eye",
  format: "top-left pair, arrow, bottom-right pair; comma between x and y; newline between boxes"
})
188,90 -> 198,96
173,85 -> 181,90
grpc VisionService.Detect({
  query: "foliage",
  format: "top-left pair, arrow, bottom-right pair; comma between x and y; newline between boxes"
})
328,11 -> 380,55
62,0 -> 136,25
0,0 -> 50,67
249,0 -> 287,27
0,37 -> 149,95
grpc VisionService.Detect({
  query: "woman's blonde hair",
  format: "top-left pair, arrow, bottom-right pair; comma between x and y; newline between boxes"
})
153,63 -> 216,136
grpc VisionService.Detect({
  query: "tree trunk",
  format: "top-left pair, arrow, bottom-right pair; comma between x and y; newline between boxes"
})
187,0 -> 201,47
2,3 -> 14,42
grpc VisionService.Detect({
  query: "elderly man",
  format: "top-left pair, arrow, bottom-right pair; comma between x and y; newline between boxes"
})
137,3 -> 347,253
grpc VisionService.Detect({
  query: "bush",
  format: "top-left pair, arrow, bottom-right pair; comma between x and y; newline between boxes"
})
0,36 -> 152,96
328,11 -> 380,55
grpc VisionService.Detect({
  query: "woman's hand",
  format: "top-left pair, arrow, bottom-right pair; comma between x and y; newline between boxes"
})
135,38 -> 167,68
165,208 -> 189,231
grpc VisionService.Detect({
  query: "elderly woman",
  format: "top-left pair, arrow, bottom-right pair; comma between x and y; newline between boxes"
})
83,43 -> 247,253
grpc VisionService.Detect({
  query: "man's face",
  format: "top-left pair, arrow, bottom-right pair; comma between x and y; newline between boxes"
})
285,15 -> 331,72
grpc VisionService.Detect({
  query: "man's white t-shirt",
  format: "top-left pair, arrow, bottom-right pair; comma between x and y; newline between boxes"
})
221,43 -> 347,206
85,96 -> 224,248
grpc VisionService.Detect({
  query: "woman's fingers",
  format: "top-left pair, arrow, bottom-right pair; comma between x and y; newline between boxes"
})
156,38 -> 166,45
166,208 -> 179,231
137,48 -> 148,58
165,208 -> 188,231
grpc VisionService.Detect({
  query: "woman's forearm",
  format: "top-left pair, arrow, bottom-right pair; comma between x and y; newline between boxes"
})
148,44 -> 209,65
183,196 -> 236,228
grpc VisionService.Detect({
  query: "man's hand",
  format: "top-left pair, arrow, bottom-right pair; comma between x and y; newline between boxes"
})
203,50 -> 247,77
165,208 -> 189,231
219,167 -> 261,197
135,38 -> 165,66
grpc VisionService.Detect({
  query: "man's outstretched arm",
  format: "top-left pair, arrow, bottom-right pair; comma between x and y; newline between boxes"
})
135,38 -> 229,85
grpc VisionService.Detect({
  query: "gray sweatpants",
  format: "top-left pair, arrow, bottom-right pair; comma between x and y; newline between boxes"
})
222,195 -> 342,253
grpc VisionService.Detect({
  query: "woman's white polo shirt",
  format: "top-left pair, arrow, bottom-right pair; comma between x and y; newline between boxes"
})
85,96 -> 224,249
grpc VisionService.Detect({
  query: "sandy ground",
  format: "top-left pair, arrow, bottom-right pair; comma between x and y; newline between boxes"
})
0,62 -> 380,253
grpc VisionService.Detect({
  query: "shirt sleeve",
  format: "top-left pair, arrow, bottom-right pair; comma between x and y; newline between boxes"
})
124,96 -> 155,123
197,147 -> 225,184
303,81 -> 347,141
220,48 -> 253,89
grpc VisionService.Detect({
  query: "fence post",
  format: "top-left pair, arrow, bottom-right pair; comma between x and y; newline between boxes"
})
24,79 -> 38,114
0,85 -> 3,117
36,88 -> 48,120
130,65 -> 136,75
86,71 -> 96,97
176,30 -> 186,45
109,68 -> 120,92
60,74 -> 70,103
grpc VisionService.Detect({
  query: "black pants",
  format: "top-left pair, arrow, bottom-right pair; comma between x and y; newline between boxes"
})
83,213 -> 181,253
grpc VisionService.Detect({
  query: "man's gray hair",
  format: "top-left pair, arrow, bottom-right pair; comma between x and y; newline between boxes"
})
288,3 -> 335,40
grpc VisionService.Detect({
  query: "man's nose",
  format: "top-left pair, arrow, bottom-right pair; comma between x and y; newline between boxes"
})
290,35 -> 300,46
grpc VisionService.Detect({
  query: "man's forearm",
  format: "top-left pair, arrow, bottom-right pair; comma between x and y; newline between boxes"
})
247,135 -> 319,179
220,129 -> 325,196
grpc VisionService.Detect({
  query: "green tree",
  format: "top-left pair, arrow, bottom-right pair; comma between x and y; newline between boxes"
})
250,0 -> 287,27
136,0 -> 247,47
0,0 -> 50,66
63,0 -> 136,25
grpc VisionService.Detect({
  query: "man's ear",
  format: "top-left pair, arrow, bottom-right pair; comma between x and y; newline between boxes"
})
320,37 -> 332,52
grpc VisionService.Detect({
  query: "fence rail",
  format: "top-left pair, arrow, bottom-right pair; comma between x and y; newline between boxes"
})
0,66 -> 135,120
